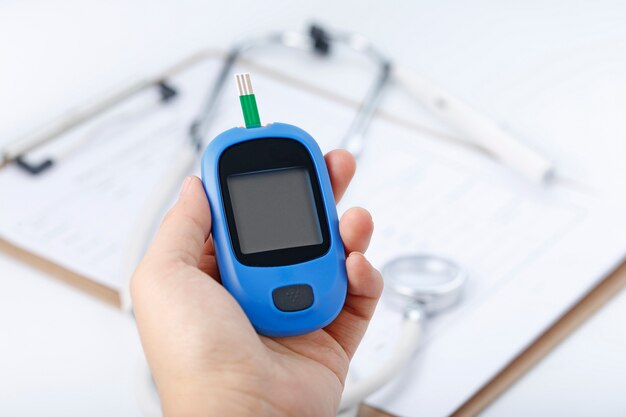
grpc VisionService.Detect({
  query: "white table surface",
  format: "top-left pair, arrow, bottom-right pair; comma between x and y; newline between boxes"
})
1,1 -> 625,416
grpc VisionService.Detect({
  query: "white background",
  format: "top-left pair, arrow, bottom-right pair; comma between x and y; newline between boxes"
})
1,1 -> 625,416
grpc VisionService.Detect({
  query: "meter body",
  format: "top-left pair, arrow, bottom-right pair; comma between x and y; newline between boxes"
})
201,123 -> 347,336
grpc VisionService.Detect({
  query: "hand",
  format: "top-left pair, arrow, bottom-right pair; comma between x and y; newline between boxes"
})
131,150 -> 383,417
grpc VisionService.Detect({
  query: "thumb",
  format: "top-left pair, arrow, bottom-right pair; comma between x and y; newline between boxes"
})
143,176 -> 212,269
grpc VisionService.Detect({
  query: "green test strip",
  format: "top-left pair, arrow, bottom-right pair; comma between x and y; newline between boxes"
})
235,73 -> 261,128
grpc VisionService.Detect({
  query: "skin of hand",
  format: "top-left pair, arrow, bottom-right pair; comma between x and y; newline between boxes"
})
131,150 -> 383,417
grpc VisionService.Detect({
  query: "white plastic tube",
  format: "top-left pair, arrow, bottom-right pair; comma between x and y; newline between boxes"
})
393,66 -> 553,183
338,309 -> 424,414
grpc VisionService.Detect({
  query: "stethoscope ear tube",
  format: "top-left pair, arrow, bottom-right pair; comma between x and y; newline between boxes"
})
338,305 -> 424,414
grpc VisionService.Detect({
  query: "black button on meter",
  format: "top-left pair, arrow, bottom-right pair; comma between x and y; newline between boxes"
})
272,284 -> 314,312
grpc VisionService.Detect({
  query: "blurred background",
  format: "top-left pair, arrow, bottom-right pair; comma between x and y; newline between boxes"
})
1,1 -> 626,416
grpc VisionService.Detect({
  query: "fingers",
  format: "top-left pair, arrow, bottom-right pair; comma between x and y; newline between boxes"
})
143,176 -> 212,269
324,206 -> 381,358
345,253 -> 384,302
325,252 -> 384,358
325,150 -> 356,203
340,207 -> 374,255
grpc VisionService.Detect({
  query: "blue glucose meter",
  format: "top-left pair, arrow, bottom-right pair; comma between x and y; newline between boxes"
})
200,74 -> 347,337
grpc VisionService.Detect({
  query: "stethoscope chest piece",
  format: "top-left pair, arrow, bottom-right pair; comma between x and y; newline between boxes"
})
383,254 -> 467,316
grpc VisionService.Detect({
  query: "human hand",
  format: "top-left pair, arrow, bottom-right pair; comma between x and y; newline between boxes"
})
131,150 -> 383,417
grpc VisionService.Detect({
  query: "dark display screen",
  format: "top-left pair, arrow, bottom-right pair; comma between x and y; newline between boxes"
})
226,167 -> 323,254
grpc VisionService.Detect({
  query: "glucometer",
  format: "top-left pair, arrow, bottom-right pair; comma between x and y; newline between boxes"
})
201,73 -> 347,337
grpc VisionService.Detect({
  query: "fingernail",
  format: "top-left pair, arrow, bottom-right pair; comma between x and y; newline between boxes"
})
348,251 -> 364,261
180,176 -> 193,196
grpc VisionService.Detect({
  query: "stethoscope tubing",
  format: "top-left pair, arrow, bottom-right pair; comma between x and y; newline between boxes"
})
339,306 -> 424,413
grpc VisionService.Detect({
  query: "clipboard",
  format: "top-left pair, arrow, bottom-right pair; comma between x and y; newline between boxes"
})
1,51 -> 626,417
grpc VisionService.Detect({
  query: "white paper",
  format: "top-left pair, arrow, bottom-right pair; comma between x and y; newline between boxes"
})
341,117 -> 626,416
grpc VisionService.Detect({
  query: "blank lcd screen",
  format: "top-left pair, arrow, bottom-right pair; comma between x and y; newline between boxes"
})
226,167 -> 323,254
